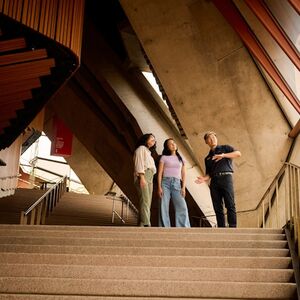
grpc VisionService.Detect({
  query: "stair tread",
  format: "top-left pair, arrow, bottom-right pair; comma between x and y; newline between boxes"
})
0,277 -> 297,299
0,224 -> 284,233
0,229 -> 287,240
0,236 -> 288,249
0,264 -> 294,282
0,252 -> 292,269
0,243 -> 290,257
0,295 -> 287,300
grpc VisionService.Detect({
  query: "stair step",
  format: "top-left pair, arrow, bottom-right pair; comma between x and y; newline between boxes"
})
0,236 -> 288,249
0,38 -> 26,53
0,295 -> 261,300
0,278 -> 296,299
0,244 -> 290,257
0,49 -> 48,66
0,253 -> 292,269
0,224 -> 284,234
0,228 -> 286,240
0,78 -> 41,96
0,264 -> 294,283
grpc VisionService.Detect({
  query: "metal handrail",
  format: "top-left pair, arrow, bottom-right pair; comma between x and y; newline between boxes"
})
105,192 -> 138,224
196,162 -> 300,254
120,194 -> 139,215
195,162 -> 296,218
20,176 -> 67,225
196,164 -> 287,222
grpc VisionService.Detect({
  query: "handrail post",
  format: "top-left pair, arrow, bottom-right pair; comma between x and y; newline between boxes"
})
275,180 -> 279,228
285,167 -> 289,226
289,165 -> 293,232
30,208 -> 36,225
126,198 -> 129,221
41,198 -> 48,224
36,203 -> 42,225
295,167 -> 300,255
121,200 -> 124,220
112,196 -> 115,223
268,191 -> 271,228
262,198 -> 265,228
20,176 -> 67,225
20,211 -> 26,225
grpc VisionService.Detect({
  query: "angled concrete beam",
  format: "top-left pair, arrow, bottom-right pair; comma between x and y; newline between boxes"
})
245,0 -> 300,71
212,0 -> 300,114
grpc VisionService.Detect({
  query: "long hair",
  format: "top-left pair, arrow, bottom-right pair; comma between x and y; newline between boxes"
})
162,138 -> 183,163
135,133 -> 156,151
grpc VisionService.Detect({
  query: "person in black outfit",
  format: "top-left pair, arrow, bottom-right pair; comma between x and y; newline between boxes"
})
195,131 -> 241,227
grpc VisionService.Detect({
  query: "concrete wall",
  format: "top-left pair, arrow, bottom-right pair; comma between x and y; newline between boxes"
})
46,81 -> 139,205
65,137 -> 115,195
44,109 -> 115,196
120,0 -> 293,226
0,136 -> 22,196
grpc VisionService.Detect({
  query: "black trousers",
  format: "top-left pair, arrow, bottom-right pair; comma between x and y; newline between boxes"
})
210,174 -> 237,227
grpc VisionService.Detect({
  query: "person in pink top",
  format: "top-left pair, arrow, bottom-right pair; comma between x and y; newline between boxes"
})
157,138 -> 190,227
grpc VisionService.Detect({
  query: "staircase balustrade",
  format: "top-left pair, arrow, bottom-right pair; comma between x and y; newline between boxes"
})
20,176 -> 67,225
105,192 -> 138,224
196,162 -> 300,256
0,174 -> 20,198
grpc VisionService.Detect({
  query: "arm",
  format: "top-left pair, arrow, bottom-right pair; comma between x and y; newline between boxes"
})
213,150 -> 241,161
195,174 -> 210,184
134,147 -> 147,188
181,163 -> 186,197
138,173 -> 147,188
157,160 -> 164,197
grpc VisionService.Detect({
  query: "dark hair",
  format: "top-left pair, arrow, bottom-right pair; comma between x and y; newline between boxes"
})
135,133 -> 156,151
204,131 -> 217,141
162,138 -> 183,163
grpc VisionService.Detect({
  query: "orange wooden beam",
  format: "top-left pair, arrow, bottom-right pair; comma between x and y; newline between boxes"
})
245,0 -> 300,71
288,0 -> 300,15
289,118 -> 300,138
212,0 -> 300,114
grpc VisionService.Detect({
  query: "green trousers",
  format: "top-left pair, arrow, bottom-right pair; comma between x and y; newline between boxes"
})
135,169 -> 154,226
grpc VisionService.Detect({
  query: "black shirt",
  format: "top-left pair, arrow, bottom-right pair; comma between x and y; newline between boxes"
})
205,144 -> 236,177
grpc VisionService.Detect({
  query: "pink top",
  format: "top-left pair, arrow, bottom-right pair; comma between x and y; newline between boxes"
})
160,155 -> 184,180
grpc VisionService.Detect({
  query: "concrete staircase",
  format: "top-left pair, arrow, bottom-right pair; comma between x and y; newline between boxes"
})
0,189 -> 137,226
0,225 -> 298,299
45,192 -> 138,226
0,189 -> 46,224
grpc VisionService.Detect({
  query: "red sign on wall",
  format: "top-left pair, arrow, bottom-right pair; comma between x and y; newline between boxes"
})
50,117 -> 73,157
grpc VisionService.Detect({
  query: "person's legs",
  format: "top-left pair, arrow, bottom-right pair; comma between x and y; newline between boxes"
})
221,175 -> 236,227
210,178 -> 225,227
135,169 -> 154,226
171,178 -> 190,227
160,177 -> 171,227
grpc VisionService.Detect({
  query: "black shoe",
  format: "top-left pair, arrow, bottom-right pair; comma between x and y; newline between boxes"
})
0,159 -> 6,166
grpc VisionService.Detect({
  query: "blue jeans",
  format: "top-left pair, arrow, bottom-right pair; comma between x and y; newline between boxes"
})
159,177 -> 190,227
210,174 -> 236,227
